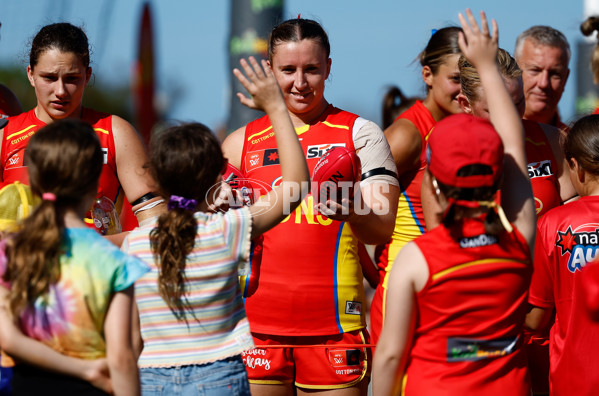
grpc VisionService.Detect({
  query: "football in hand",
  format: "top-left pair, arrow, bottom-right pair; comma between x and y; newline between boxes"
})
222,163 -> 254,207
312,146 -> 361,203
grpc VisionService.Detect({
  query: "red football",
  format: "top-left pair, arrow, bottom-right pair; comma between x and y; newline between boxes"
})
222,163 -> 255,207
312,146 -> 361,203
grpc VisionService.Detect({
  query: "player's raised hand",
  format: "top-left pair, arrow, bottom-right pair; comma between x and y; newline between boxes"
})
457,9 -> 498,70
233,56 -> 285,113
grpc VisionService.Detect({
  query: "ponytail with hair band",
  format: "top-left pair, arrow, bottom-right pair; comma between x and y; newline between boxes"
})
42,193 -> 56,202
443,197 -> 513,233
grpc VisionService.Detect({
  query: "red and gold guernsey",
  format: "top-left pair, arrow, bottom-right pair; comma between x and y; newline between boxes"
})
240,105 -> 366,336
1,108 -> 125,217
404,218 -> 532,395
370,101 -> 435,344
523,119 -> 560,217
378,100 -> 434,272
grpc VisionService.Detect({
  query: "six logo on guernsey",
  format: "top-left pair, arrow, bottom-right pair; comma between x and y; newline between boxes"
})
306,143 -> 346,159
528,160 -> 553,179
556,223 -> 599,273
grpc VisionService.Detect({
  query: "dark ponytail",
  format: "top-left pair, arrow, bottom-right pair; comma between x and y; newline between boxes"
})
149,123 -> 225,319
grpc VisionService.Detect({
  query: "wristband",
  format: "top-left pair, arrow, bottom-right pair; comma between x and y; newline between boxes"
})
131,192 -> 157,207
133,199 -> 165,216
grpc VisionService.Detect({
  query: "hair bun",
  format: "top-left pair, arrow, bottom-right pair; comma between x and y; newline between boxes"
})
581,16 -> 599,37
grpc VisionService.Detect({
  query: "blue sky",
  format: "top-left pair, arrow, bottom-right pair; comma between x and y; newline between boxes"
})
0,0 -> 591,132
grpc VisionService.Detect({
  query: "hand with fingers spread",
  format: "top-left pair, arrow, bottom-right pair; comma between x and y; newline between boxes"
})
233,57 -> 286,114
458,9 -> 498,70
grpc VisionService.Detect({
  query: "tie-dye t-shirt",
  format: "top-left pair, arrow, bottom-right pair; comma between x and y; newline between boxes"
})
0,227 -> 149,359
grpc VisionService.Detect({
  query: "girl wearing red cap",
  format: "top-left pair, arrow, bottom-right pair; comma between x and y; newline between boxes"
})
455,45 -> 577,396
373,9 -> 536,396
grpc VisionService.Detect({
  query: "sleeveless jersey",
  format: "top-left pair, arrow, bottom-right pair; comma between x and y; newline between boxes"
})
523,120 -> 560,217
379,100 -> 434,272
404,218 -> 532,395
529,195 -> 599,395
1,108 -> 125,216
240,105 -> 366,336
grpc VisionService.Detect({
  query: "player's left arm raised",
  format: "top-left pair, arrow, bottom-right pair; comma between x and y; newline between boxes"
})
111,116 -> 166,222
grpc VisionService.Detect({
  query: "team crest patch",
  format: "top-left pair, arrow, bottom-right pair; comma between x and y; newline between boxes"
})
345,301 -> 362,315
556,224 -> 599,273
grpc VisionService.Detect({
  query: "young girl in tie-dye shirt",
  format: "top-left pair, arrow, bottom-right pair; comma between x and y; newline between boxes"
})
0,119 -> 148,395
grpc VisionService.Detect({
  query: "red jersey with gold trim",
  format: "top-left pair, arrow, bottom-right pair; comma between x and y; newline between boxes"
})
529,195 -> 599,395
378,100 -> 434,272
241,105 -> 366,336
1,108 -> 125,217
404,218 -> 531,395
524,120 -> 560,217
370,101 -> 435,343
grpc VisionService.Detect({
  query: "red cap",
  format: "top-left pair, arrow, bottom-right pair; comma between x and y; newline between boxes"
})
426,114 -> 503,188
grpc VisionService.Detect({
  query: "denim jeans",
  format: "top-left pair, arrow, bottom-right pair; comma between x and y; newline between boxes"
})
140,355 -> 251,396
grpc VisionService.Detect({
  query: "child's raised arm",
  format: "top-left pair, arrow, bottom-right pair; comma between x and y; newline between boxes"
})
233,57 -> 310,239
458,9 -> 536,250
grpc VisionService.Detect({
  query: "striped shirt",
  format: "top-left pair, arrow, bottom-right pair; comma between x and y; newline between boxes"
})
122,207 -> 253,368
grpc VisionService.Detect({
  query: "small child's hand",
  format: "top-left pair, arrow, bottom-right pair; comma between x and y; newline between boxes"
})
233,57 -> 285,113
84,358 -> 113,394
457,9 -> 498,70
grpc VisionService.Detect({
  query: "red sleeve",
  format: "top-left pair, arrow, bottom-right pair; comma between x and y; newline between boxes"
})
529,219 -> 555,309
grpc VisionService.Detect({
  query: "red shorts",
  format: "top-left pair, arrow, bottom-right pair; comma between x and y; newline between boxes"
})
242,329 -> 371,389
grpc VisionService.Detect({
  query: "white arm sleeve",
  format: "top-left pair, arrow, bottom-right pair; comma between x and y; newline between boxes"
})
353,118 -> 399,187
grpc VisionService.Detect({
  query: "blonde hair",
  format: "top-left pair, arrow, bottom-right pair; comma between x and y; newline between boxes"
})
459,48 -> 521,103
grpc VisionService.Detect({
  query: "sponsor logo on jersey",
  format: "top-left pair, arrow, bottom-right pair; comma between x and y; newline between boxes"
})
306,143 -> 346,159
556,225 -> 599,273
447,335 -> 519,362
245,149 -> 279,172
9,130 -> 36,146
345,301 -> 362,315
459,234 -> 498,248
528,160 -> 553,179
250,130 -> 275,145
328,349 -> 361,367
